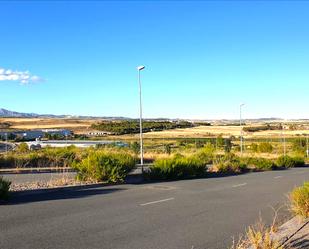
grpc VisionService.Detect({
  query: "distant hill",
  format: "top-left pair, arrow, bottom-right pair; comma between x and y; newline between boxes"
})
0,108 -> 130,120
0,108 -> 38,118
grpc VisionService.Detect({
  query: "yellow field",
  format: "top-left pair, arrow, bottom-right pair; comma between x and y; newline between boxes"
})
140,126 -> 309,139
0,118 -> 93,131
1,118 -> 308,139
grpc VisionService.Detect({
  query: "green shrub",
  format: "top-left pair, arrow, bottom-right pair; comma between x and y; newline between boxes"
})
0,176 -> 11,200
73,150 -> 136,183
242,157 -> 276,171
148,154 -> 206,180
276,155 -> 305,168
214,153 -> 247,173
0,147 -> 79,169
17,142 -> 29,153
258,142 -> 273,153
290,182 -> 309,218
195,144 -> 214,165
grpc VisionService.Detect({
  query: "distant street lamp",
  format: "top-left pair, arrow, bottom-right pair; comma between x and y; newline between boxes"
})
239,103 -> 245,156
306,134 -> 309,157
137,65 -> 145,172
5,132 -> 8,154
281,121 -> 286,156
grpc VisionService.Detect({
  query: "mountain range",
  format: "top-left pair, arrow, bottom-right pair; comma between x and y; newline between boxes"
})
0,108 -> 290,123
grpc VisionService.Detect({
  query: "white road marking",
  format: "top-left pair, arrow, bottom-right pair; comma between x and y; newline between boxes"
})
140,197 -> 175,206
274,176 -> 283,179
232,183 -> 247,188
293,171 -> 305,175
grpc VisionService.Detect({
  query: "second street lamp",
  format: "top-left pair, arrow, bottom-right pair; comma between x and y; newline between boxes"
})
240,103 -> 245,156
137,65 -> 145,172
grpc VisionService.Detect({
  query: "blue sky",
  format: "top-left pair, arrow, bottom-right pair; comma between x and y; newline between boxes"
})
1,1 -> 309,119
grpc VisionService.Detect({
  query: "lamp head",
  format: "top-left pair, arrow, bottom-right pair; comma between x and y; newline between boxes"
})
137,65 -> 145,71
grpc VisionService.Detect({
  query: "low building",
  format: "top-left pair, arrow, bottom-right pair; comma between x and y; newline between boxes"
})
26,140 -> 128,148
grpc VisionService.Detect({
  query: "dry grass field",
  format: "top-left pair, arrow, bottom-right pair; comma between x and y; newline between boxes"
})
1,118 -> 309,139
0,118 -> 93,131
132,125 -> 309,139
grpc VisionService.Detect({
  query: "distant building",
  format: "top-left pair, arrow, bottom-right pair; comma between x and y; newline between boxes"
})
26,140 -> 128,148
87,130 -> 111,137
0,129 -> 72,141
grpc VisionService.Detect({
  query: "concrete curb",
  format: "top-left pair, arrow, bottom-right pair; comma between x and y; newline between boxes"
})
273,216 -> 309,248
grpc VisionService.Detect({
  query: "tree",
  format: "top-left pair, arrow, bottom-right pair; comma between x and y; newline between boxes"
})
131,142 -> 140,155
224,138 -> 232,153
164,144 -> 171,154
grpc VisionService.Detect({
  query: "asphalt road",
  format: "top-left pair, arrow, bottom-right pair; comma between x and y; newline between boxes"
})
1,168 -> 309,249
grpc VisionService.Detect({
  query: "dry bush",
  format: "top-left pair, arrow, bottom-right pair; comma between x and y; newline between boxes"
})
231,209 -> 284,249
290,182 -> 309,218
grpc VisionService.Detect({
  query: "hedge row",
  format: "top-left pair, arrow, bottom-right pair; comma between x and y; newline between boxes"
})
147,154 -> 306,180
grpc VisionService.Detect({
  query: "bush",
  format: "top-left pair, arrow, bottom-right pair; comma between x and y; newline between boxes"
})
0,147 -> 79,169
148,154 -> 206,180
73,150 -> 136,183
242,157 -> 276,171
0,176 -> 11,200
17,142 -> 29,153
276,155 -> 305,168
195,144 -> 215,164
214,153 -> 247,173
290,182 -> 309,218
258,142 -> 273,153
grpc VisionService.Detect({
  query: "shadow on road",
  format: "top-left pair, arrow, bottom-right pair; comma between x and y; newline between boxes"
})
7,184 -> 126,205
286,233 -> 309,249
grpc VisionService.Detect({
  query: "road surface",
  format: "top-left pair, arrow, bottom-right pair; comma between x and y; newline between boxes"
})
1,168 -> 309,249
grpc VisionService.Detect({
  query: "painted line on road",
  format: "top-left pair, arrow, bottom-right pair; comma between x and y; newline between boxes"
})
232,183 -> 247,188
140,198 -> 175,206
292,171 -> 305,175
274,176 -> 283,179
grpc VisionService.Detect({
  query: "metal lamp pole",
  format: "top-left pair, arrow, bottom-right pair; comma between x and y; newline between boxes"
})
137,65 -> 145,172
282,121 -> 286,156
240,103 -> 245,156
306,134 -> 309,157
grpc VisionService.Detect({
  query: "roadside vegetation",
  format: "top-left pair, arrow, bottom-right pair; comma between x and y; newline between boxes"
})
231,221 -> 283,249
0,176 -> 11,200
73,149 -> 136,183
0,144 -> 79,169
147,145 -> 307,180
231,181 -> 309,249
290,182 -> 309,218
1,139 -> 307,182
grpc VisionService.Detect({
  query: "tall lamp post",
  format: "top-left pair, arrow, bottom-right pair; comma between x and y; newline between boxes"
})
239,103 -> 245,156
137,65 -> 145,172
306,134 -> 309,157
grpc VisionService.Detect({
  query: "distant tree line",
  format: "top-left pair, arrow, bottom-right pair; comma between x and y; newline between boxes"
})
243,124 -> 282,132
91,120 -> 194,135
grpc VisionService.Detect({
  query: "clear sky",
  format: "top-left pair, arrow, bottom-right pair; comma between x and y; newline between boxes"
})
1,1 -> 309,119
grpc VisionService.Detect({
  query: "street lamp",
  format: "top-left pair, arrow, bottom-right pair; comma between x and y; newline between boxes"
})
281,120 -> 286,156
239,103 -> 245,156
306,134 -> 309,157
137,65 -> 145,172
